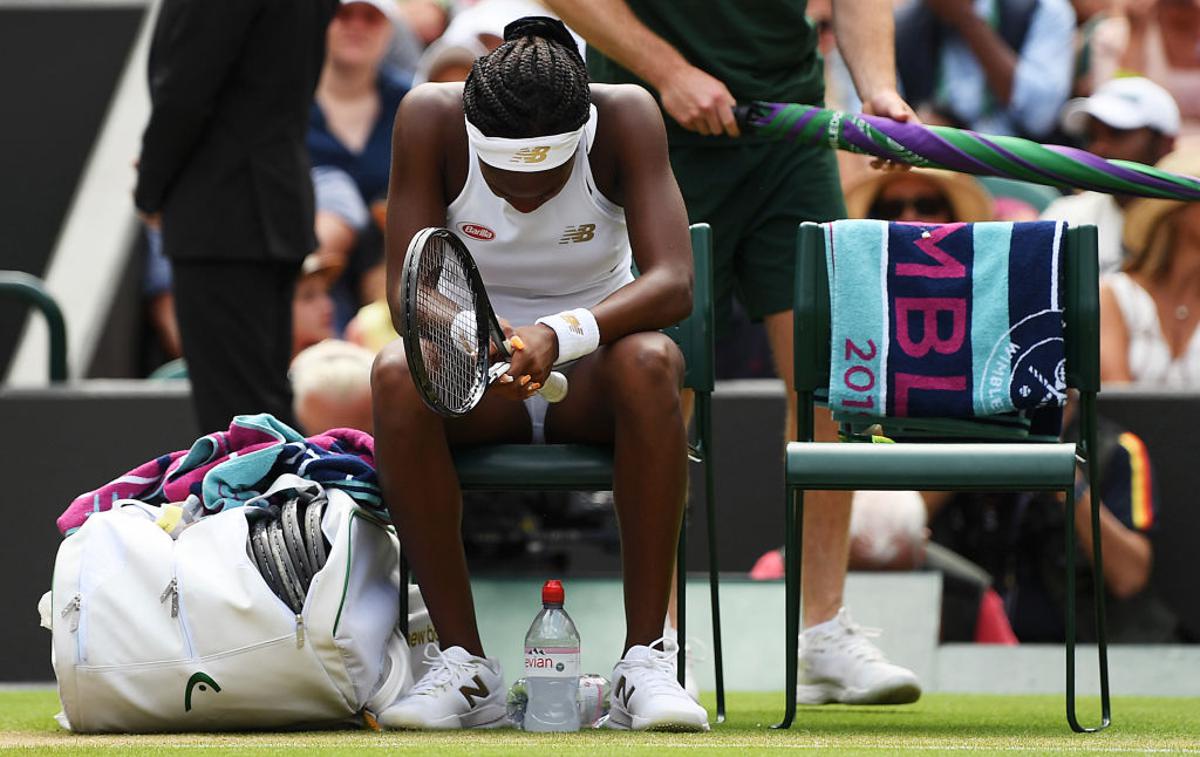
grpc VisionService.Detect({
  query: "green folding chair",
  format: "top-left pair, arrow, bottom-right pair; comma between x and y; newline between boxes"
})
401,223 -> 726,721
0,271 -> 68,382
776,222 -> 1108,733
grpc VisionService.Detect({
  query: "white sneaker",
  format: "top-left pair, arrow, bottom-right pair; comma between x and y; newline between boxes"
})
796,608 -> 922,705
608,639 -> 710,731
379,645 -> 506,729
662,622 -> 700,702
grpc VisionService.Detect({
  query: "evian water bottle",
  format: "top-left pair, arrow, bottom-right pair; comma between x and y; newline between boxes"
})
523,580 -> 581,732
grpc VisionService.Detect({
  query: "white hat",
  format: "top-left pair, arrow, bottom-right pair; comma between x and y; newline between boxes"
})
1060,77 -> 1181,137
340,0 -> 401,24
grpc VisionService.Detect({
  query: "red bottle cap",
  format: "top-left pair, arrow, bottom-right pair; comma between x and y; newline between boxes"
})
542,579 -> 565,605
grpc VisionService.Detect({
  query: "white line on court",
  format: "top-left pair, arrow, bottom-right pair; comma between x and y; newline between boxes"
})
1,738 -> 1193,754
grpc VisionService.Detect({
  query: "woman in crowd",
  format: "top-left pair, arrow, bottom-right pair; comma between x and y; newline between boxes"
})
308,0 -> 409,330
844,167 -> 995,223
1101,149 -> 1200,387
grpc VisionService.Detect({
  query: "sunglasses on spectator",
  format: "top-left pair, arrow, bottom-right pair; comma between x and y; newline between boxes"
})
869,195 -> 951,220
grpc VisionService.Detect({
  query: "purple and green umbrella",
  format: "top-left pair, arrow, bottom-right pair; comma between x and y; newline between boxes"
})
735,101 -> 1200,202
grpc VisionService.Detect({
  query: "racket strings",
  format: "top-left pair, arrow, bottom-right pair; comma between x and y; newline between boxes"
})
414,239 -> 485,413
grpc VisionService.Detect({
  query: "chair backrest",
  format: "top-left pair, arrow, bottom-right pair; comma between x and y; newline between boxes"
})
662,223 -> 715,393
0,270 -> 68,382
793,221 -> 1100,435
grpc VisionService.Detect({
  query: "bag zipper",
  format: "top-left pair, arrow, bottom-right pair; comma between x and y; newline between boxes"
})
62,593 -> 84,664
160,574 -> 195,658
73,632 -> 297,672
159,578 -> 179,618
295,614 -> 306,648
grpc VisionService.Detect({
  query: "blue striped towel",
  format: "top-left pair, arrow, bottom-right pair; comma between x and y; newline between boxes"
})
825,220 -> 1066,418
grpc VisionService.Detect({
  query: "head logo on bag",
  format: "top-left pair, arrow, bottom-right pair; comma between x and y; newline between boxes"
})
184,672 -> 222,712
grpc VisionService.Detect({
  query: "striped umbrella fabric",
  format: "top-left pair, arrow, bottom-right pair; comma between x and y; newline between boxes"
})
737,101 -> 1200,202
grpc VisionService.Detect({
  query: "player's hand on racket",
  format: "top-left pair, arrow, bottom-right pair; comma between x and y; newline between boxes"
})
657,64 -> 741,137
488,317 -> 515,360
489,323 -> 559,401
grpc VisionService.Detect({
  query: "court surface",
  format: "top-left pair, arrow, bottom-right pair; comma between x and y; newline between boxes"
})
3,690 -> 1197,755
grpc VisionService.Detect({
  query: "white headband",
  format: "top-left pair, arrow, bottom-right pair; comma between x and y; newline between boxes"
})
465,105 -> 596,172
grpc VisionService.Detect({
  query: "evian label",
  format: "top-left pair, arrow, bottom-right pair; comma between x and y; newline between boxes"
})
458,222 -> 495,241
524,645 -> 580,678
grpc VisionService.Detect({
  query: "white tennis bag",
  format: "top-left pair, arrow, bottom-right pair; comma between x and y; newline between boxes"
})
42,474 -> 434,733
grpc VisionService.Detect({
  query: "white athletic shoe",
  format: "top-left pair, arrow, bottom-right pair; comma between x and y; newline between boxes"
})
661,622 -> 700,702
608,639 -> 710,731
379,645 -> 506,729
796,608 -> 922,705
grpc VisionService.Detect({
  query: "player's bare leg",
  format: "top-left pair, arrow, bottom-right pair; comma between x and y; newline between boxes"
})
547,332 -> 708,730
546,332 -> 687,651
372,339 -> 530,658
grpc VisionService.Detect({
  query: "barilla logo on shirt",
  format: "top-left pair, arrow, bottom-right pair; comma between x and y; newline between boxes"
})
458,222 -> 495,241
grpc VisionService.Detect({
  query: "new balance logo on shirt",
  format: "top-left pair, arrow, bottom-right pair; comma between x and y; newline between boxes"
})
559,224 -> 596,244
459,674 -> 490,707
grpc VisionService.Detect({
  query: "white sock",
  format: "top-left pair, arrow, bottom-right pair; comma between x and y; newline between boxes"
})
803,608 -> 846,636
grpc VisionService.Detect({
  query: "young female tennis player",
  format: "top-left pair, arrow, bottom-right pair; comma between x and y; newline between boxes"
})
372,17 -> 707,731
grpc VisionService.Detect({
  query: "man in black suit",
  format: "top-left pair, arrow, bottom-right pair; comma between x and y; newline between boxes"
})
135,0 -> 338,433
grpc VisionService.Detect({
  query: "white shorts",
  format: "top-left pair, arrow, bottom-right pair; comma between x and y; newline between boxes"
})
523,394 -> 550,445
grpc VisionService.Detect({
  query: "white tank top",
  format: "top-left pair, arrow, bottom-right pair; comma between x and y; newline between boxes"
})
446,107 -> 634,327
1105,271 -> 1200,389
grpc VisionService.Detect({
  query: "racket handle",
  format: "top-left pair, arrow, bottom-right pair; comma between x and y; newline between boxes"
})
488,363 -> 569,403
539,371 -> 569,403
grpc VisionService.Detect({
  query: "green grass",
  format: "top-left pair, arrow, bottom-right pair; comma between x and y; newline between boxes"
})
2,689 -> 1198,755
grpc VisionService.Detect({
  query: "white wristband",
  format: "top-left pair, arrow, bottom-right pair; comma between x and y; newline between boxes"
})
535,308 -> 600,365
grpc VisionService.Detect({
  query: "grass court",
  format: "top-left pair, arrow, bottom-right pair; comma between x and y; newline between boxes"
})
2,689 -> 1197,755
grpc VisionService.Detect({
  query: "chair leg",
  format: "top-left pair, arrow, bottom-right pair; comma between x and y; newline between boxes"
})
773,485 -> 803,729
1066,406 -> 1112,733
703,446 -> 726,723
1064,496 -> 1112,731
676,511 -> 687,690
399,552 -> 410,638
1086,476 -> 1113,731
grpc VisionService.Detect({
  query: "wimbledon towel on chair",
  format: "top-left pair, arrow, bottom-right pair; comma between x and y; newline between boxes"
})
825,220 -> 1066,418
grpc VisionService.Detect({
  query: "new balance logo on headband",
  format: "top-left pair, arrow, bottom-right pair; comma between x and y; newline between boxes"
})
511,146 -> 551,164
559,224 -> 596,244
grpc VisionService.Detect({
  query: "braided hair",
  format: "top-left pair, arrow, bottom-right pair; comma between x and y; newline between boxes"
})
463,16 -> 591,138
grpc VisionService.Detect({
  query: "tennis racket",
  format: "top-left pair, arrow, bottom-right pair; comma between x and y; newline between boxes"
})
399,227 -> 568,418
